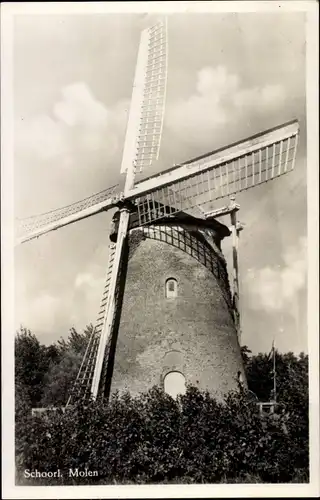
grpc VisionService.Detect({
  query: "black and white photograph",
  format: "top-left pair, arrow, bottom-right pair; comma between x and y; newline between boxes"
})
1,1 -> 319,498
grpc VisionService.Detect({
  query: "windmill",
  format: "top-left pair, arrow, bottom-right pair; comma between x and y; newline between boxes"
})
15,20 -> 300,406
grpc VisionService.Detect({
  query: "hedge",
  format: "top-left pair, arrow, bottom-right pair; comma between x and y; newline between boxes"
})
15,385 -> 308,485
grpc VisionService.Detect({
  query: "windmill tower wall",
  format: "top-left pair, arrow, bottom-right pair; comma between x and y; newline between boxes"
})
109,217 -> 246,400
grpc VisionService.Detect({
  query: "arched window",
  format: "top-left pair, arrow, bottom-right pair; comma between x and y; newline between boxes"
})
165,278 -> 177,298
164,371 -> 186,399
164,372 -> 186,399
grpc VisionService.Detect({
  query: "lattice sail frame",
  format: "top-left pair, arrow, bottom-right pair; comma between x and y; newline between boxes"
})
127,120 -> 299,225
15,185 -> 121,245
120,20 -> 168,176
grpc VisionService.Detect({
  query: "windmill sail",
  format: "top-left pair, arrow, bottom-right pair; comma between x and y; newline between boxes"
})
120,20 -> 168,182
88,22 -> 168,400
90,209 -> 130,400
126,120 -> 299,225
67,243 -> 118,405
16,184 -> 120,245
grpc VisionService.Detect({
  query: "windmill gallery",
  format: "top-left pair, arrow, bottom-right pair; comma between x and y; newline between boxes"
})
16,20 -> 300,408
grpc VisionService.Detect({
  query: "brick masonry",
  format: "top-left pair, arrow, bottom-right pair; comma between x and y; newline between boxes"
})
109,218 -> 247,400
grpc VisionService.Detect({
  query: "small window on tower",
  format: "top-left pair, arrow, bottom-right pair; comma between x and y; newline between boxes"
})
165,278 -> 177,298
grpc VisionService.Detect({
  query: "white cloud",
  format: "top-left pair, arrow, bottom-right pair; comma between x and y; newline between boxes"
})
15,275 -> 105,339
75,272 -> 94,288
74,271 -> 104,291
245,237 -> 307,311
233,83 -> 285,109
16,292 -> 61,333
16,82 -> 128,166
16,115 -> 66,161
196,66 -> 239,96
166,65 -> 286,148
15,257 -> 107,339
53,82 -> 109,128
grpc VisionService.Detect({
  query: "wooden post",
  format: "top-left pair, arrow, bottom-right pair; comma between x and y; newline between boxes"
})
230,196 -> 241,342
272,339 -> 277,403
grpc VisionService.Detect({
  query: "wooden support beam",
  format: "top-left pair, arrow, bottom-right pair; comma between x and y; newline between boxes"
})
229,197 -> 242,342
228,221 -> 245,232
204,202 -> 240,219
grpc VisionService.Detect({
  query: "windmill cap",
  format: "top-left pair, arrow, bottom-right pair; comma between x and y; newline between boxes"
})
110,207 -> 230,242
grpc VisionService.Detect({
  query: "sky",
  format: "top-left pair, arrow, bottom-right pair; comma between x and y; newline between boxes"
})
13,9 -> 308,355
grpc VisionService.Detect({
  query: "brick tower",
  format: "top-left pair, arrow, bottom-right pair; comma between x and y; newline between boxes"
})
107,211 -> 246,400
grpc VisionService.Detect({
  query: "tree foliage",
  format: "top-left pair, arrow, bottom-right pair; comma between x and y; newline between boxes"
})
15,327 -> 60,408
15,325 -> 93,408
41,325 -> 94,406
242,345 -> 309,474
56,325 -> 93,355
